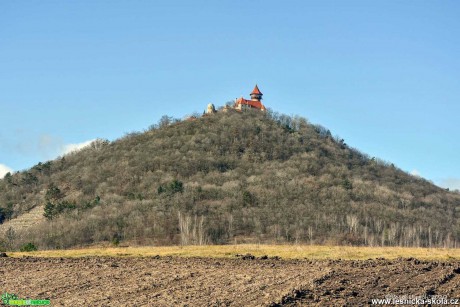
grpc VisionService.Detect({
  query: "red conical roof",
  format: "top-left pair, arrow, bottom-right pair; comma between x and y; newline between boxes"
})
251,84 -> 262,95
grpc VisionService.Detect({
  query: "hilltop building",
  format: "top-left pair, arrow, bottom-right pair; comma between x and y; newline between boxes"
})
234,85 -> 266,111
205,85 -> 267,114
205,103 -> 216,114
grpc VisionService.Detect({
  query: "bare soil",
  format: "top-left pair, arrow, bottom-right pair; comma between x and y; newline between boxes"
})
1,256 -> 460,306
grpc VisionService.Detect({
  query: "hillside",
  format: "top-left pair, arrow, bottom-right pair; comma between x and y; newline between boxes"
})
1,109 -> 459,250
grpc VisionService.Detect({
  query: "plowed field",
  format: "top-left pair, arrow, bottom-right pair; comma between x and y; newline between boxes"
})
1,256 -> 460,306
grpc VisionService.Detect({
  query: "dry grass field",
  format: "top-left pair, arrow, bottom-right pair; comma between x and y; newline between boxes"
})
7,244 -> 460,260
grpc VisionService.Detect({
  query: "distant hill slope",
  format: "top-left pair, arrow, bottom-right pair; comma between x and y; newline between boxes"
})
1,109 -> 459,250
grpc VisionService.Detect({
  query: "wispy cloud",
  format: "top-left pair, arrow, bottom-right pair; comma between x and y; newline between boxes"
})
1,130 -> 98,173
439,178 -> 460,191
2,131 -> 96,161
61,139 -> 96,155
36,134 -> 96,157
410,169 -> 421,177
0,163 -> 13,178
38,134 -> 64,159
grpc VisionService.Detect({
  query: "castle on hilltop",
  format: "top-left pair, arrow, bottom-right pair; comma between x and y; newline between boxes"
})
205,85 -> 266,114
234,85 -> 266,111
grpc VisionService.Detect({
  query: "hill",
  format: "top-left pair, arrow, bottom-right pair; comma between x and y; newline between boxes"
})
1,109 -> 459,250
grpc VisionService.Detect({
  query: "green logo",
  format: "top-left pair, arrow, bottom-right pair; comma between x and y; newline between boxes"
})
1,292 -> 50,306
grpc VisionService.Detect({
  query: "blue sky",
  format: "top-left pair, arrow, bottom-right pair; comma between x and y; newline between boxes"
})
0,1 -> 459,190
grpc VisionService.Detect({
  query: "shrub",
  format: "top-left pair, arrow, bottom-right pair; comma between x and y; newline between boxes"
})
169,180 -> 184,194
44,201 -> 76,220
342,178 -> 353,190
45,184 -> 63,201
158,179 -> 184,195
20,242 -> 37,252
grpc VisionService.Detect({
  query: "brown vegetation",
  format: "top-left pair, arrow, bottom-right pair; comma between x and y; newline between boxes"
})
1,109 -> 459,250
7,245 -> 460,261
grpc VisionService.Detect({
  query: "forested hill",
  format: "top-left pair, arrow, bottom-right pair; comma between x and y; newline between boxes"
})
1,109 -> 459,250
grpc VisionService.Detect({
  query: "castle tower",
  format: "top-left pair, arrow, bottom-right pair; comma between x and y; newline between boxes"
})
250,84 -> 263,101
